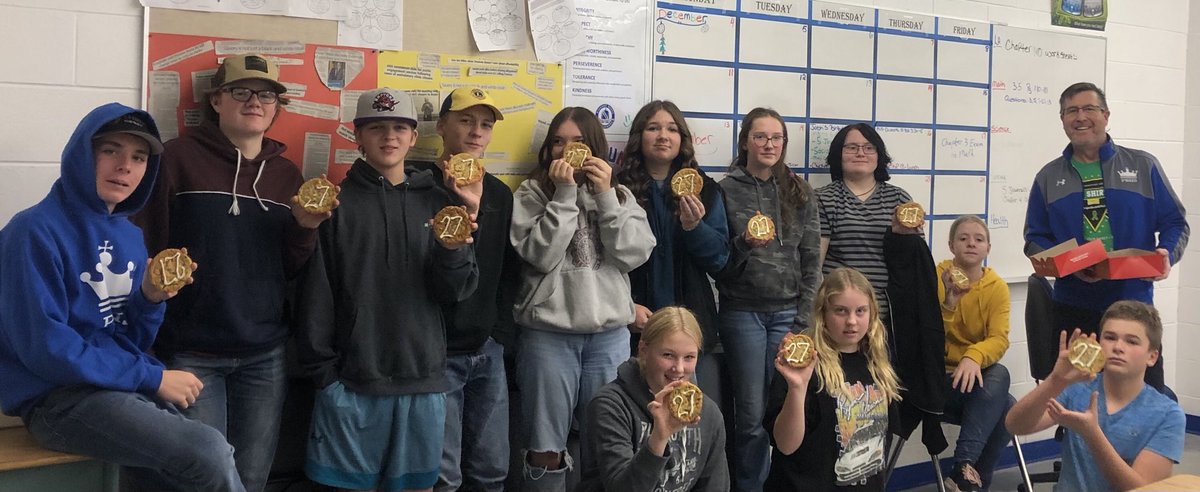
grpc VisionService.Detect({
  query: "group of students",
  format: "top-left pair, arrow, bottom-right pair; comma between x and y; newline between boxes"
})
0,51 -> 1186,492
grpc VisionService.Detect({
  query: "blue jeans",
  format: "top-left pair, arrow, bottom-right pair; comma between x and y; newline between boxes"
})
166,344 -> 287,492
26,385 -> 244,492
942,363 -> 1015,489
517,327 -> 629,456
438,338 -> 510,492
719,308 -> 796,492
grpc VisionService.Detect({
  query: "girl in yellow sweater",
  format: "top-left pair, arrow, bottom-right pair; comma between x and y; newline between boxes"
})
936,215 -> 1013,492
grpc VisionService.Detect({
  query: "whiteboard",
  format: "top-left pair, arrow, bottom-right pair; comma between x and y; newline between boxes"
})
988,25 -> 1106,280
650,1 -> 1105,280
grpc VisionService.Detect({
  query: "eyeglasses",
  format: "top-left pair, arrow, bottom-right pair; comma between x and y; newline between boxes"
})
751,135 -> 786,146
223,87 -> 280,104
1061,105 -> 1106,117
842,144 -> 877,155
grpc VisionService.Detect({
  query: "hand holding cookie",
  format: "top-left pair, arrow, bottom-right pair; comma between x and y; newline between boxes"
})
1049,329 -> 1100,385
775,332 -> 818,389
646,380 -> 698,456
431,205 -> 477,250
292,175 -> 340,229
892,202 -> 925,235
678,194 -> 706,231
548,159 -> 576,186
745,211 -> 776,247
143,248 -> 198,303
580,156 -> 612,195
941,266 -> 971,310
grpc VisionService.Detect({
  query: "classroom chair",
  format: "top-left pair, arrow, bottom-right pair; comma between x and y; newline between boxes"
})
1021,273 -> 1060,491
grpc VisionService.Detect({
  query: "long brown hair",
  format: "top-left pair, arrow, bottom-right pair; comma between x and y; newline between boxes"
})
529,107 -> 624,203
809,268 -> 902,404
616,100 -> 698,208
730,107 -> 808,230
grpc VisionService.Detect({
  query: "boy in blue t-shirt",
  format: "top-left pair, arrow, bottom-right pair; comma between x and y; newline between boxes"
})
1006,300 -> 1184,492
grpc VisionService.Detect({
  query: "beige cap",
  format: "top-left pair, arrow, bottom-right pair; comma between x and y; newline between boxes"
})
212,54 -> 287,94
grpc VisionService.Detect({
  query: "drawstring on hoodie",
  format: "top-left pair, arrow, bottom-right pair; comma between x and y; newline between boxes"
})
378,175 -> 391,264
227,148 -> 270,216
751,174 -> 784,246
251,160 -> 268,212
228,149 -> 243,215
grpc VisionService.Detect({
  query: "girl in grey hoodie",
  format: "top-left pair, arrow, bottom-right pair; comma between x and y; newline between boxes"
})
580,307 -> 729,492
511,107 -> 656,491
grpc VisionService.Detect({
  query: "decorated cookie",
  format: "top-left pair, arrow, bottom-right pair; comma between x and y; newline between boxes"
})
747,211 -> 777,242
297,176 -> 338,213
448,153 -> 485,187
670,168 -> 703,197
563,141 -> 591,169
150,248 -> 194,294
433,205 -> 472,248
669,381 -> 704,424
1068,337 -> 1106,375
895,201 -> 926,229
781,332 -> 816,368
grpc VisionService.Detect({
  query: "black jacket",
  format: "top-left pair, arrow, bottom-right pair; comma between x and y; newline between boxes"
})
294,160 -> 478,395
883,231 -> 947,453
412,162 -> 519,355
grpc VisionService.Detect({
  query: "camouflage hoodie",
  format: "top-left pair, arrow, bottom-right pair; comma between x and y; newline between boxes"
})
716,166 -> 822,330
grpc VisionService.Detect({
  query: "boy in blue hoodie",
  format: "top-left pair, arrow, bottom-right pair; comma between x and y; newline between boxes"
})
0,103 -> 244,492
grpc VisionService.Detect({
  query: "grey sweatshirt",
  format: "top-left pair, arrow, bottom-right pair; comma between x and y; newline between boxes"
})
716,167 -> 822,330
580,359 -> 730,492
510,180 -> 655,333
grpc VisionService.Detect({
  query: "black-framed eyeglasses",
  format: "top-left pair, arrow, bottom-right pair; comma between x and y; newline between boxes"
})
1060,104 -> 1106,117
751,135 -> 786,146
223,87 -> 279,104
842,144 -> 877,155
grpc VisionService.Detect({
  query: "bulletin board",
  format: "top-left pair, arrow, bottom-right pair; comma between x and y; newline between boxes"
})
145,4 -> 560,184
649,0 -> 1105,281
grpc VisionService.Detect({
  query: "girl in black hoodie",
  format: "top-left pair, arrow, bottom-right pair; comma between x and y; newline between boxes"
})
581,307 -> 729,492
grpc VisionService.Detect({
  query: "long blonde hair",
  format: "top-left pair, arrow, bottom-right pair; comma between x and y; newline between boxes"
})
809,268 -> 902,403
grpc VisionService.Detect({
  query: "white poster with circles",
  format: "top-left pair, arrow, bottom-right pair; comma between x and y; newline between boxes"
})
337,0 -> 404,50
468,0 -> 528,51
529,0 -> 588,62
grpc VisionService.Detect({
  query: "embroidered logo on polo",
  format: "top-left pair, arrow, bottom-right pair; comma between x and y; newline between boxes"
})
1118,167 -> 1138,183
79,241 -> 135,327
372,92 -> 397,112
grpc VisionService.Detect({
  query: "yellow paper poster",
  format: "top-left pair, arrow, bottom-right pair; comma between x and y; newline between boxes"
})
378,51 -> 563,182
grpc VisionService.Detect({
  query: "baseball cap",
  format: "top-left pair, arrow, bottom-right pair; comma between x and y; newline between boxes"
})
211,54 -> 287,95
353,88 -> 418,128
93,113 -> 164,155
439,87 -> 504,121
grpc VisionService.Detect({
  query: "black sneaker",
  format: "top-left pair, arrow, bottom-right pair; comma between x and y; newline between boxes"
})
944,461 -> 983,492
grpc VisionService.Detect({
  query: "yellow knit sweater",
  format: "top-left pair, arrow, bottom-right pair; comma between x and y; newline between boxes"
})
936,259 -> 1011,371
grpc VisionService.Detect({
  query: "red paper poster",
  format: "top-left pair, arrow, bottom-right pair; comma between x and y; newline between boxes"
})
146,33 -> 378,184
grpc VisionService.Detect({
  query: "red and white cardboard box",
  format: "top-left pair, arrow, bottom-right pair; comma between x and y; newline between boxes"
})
1093,249 -> 1168,280
1028,239 -> 1107,277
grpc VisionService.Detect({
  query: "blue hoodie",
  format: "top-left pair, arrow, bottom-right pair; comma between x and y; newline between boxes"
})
0,103 -> 166,420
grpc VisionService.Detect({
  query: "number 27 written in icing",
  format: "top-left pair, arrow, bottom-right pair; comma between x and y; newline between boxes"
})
304,184 -> 331,208
439,214 -> 463,238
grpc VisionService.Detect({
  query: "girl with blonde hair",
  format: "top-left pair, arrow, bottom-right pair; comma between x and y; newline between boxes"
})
580,307 -> 729,491
765,268 -> 901,490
